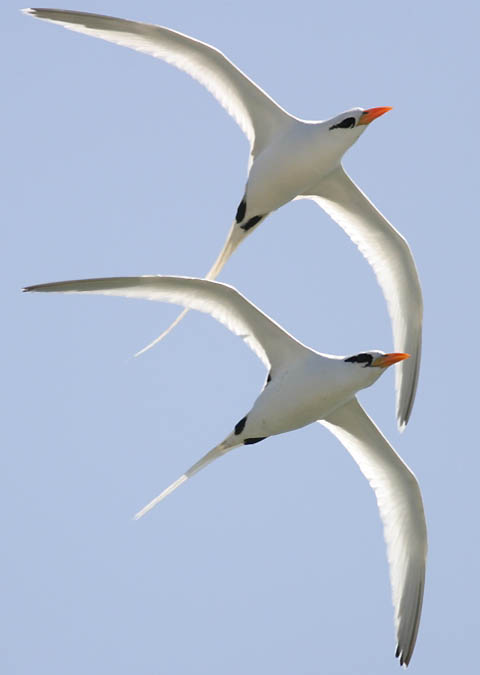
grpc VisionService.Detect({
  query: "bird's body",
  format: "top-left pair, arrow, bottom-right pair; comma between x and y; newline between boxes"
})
243,119 -> 355,217
23,273 -> 427,666
242,353 -> 376,438
23,8 -> 423,429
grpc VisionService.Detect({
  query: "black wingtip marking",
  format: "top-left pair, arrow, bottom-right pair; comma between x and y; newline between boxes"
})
235,197 -> 247,224
267,372 -> 272,383
244,437 -> 266,445
240,215 -> 263,232
395,577 -> 424,667
234,415 -> 247,435
395,645 -> 405,666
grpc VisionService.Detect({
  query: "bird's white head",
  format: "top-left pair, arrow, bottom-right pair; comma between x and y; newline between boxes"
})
324,106 -> 393,154
343,350 -> 410,390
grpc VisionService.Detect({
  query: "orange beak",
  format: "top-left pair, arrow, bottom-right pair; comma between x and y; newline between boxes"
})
372,352 -> 410,368
358,106 -> 393,126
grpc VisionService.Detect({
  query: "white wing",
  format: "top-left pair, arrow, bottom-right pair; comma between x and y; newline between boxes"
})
321,397 -> 427,666
23,275 -> 309,371
306,166 -> 423,430
23,8 -> 292,154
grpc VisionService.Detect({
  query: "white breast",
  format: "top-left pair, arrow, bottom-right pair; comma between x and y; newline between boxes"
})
245,122 -> 340,215
246,355 -> 359,437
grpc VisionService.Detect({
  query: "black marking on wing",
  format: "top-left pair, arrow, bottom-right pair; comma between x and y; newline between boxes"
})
244,437 -> 267,445
240,215 -> 264,231
267,372 -> 272,384
234,415 -> 247,435
235,197 -> 247,224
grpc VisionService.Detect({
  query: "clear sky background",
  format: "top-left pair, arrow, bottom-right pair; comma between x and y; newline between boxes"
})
4,1 -> 479,672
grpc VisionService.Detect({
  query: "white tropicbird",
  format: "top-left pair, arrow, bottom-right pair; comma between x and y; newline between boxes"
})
23,274 -> 427,666
23,8 -> 423,430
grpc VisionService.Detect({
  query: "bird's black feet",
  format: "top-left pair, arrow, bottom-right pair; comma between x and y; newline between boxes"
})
234,415 -> 247,435
235,197 -> 247,224
240,215 -> 263,231
235,196 -> 265,232
244,437 -> 267,445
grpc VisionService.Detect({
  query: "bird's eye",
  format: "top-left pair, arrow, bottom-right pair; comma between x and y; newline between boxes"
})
344,353 -> 373,366
329,117 -> 356,130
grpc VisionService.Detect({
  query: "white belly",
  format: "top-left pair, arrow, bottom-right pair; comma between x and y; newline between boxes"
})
244,359 -> 357,438
245,123 -> 343,216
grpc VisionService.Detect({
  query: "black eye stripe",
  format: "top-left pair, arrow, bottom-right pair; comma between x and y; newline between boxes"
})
344,353 -> 373,366
329,116 -> 356,130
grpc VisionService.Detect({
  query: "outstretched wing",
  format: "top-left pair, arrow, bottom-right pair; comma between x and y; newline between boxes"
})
321,397 -> 427,666
306,166 -> 423,430
24,275 -> 309,371
23,8 -> 292,154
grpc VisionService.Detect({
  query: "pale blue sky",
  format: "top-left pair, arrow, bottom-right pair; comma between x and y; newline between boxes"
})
4,1 -> 479,672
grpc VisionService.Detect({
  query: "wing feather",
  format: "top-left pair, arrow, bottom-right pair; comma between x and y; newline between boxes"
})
321,397 -> 427,666
307,167 -> 423,430
23,8 -> 292,153
23,275 -> 308,371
